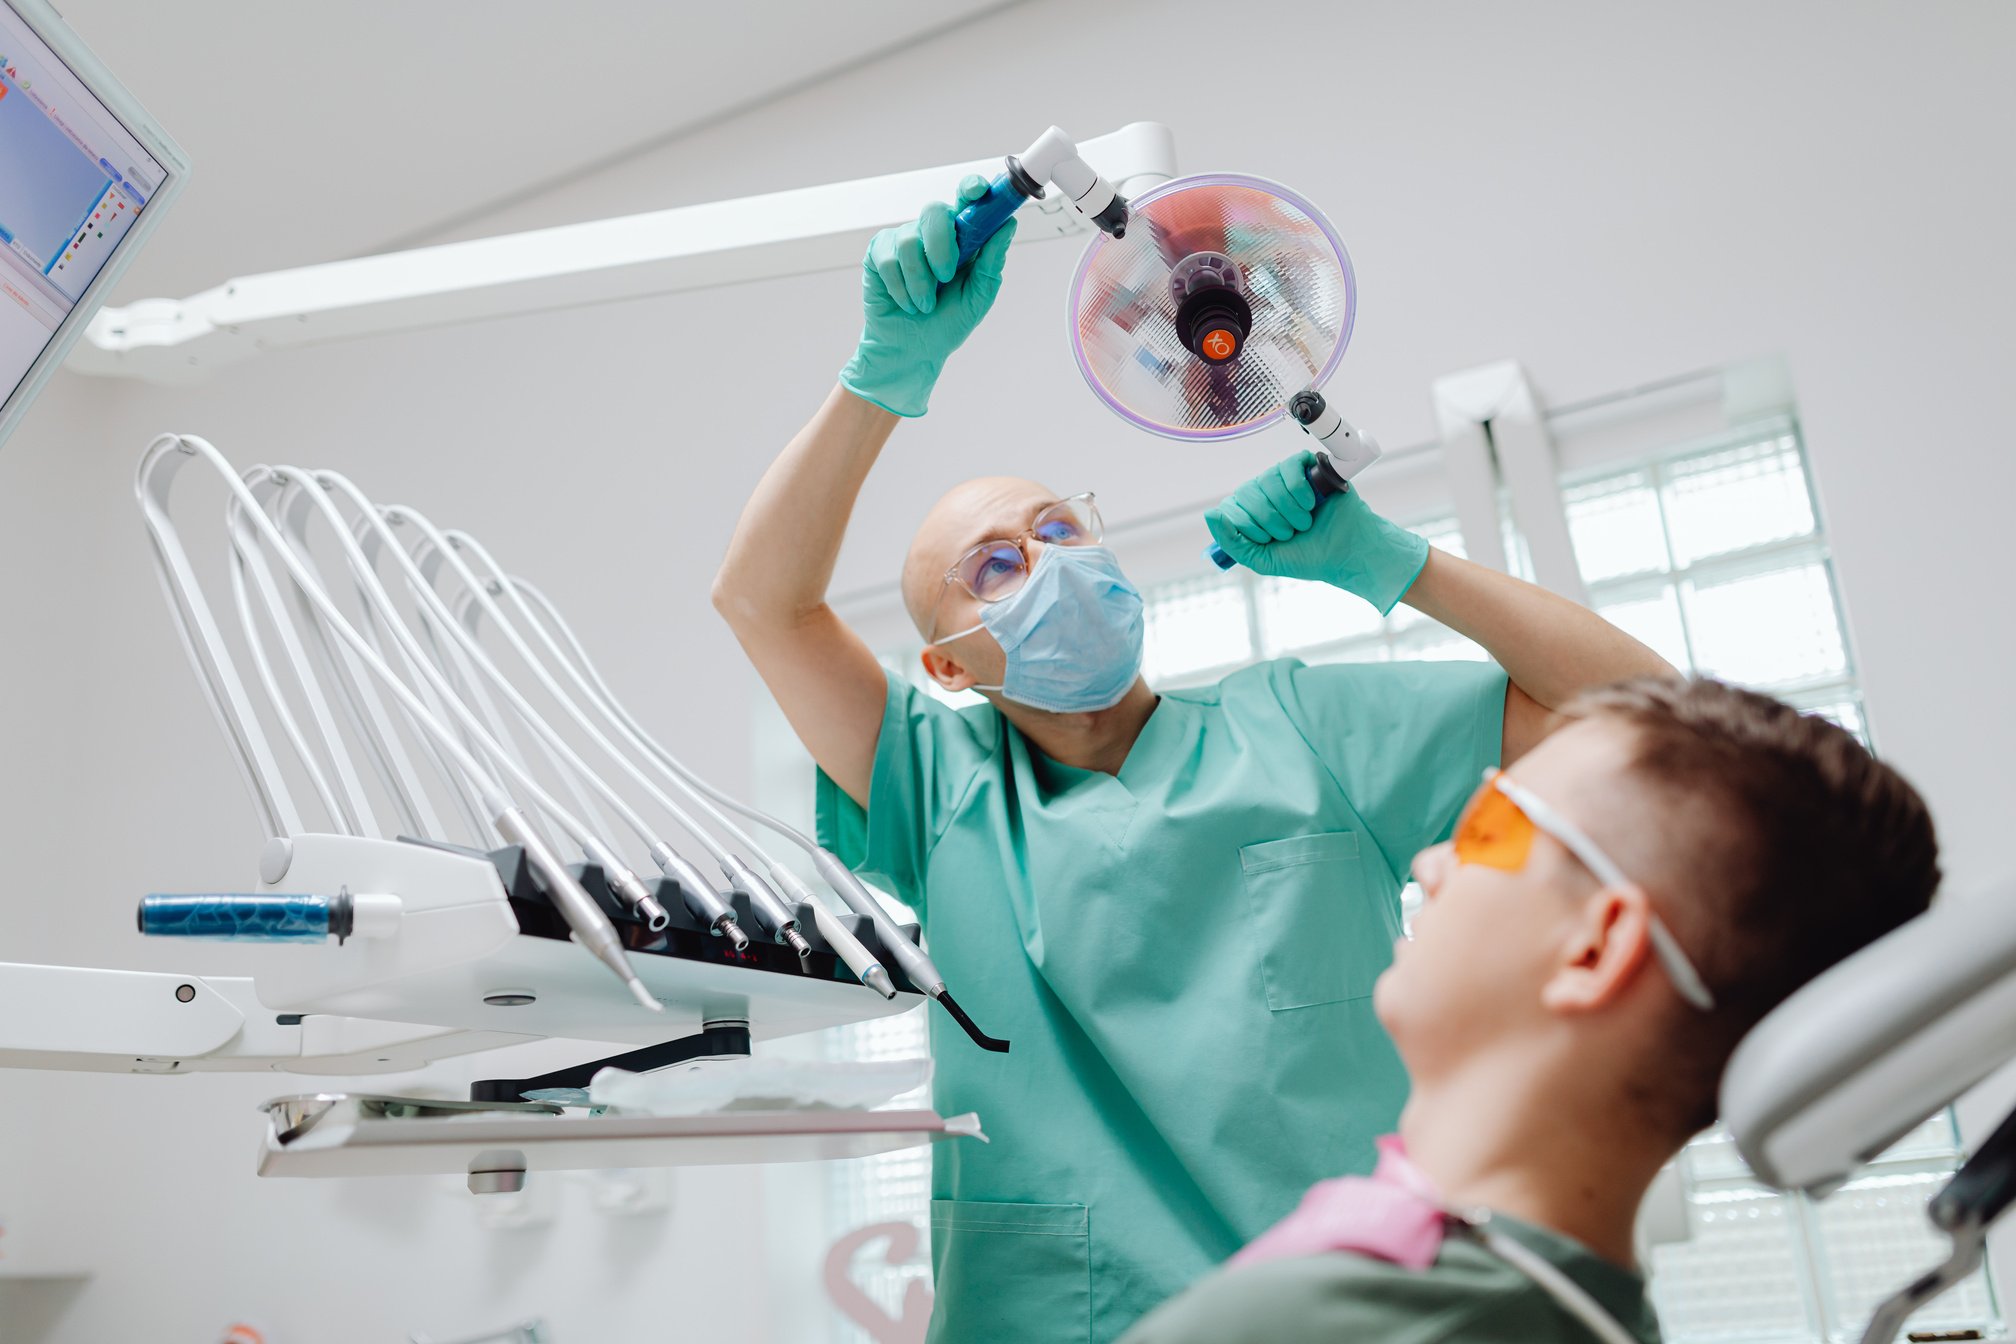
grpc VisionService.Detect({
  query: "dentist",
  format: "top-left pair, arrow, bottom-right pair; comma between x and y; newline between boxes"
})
710,178 -> 1672,1344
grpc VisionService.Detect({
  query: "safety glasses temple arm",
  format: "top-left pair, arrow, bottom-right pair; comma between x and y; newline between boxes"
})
1494,773 -> 1716,1012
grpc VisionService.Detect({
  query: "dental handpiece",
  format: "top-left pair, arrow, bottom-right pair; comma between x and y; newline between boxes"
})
765,860 -> 895,998
650,842 -> 751,950
499,807 -> 661,1012
811,849 -> 1010,1054
327,487 -> 677,932
722,853 -> 813,962
953,125 -> 1131,268
475,565 -> 898,998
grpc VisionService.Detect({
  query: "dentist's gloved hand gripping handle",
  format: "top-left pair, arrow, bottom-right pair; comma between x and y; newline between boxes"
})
838,175 -> 1017,419
1205,451 -> 1431,615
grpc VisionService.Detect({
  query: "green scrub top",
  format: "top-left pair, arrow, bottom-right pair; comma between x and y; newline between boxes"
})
816,657 -> 1507,1344
1114,1213 -> 1662,1344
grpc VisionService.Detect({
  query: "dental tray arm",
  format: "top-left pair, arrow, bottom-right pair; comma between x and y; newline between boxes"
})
0,961 -> 530,1075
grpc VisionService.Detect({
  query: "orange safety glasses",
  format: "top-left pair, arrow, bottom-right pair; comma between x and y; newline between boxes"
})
1451,769 -> 1716,1012
1453,779 -> 1541,873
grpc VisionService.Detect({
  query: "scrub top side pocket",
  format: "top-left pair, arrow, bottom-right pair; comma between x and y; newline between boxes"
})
1239,831 -> 1400,1011
928,1200 -> 1090,1344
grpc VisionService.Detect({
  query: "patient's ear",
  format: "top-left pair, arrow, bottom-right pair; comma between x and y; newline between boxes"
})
920,644 -> 977,693
1540,886 -> 1656,1014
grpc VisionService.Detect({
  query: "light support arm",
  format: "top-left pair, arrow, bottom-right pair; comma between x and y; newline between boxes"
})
73,123 -> 1177,384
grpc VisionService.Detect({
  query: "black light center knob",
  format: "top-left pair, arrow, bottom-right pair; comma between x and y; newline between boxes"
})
1176,286 -> 1253,366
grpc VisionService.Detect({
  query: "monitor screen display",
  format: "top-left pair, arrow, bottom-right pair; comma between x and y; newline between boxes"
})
0,3 -> 167,408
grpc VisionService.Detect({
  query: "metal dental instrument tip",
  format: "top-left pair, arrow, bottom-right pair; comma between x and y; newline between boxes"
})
584,840 -> 669,931
722,854 -> 806,961
606,867 -> 672,931
770,862 -> 893,993
626,977 -> 662,1012
651,841 -> 749,949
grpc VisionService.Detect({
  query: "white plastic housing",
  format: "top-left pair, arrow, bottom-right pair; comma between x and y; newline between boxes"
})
1723,890 -> 2016,1193
1303,407 -> 1383,480
1020,125 -> 1118,218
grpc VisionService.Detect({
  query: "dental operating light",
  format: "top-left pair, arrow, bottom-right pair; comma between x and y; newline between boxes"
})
1065,173 -> 1383,569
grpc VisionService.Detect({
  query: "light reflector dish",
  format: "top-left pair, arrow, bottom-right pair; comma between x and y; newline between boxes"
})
1068,173 -> 1353,442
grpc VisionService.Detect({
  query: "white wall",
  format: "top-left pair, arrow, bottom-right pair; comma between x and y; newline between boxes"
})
3,1 -> 2013,1339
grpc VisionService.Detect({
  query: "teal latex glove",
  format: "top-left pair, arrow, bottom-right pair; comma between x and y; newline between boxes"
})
1204,451 -> 1430,614
838,175 -> 1017,418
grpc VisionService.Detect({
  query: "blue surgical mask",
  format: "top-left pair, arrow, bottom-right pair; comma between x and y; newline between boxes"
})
944,545 -> 1145,714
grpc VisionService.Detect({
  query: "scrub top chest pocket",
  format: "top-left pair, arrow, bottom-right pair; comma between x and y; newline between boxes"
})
1239,831 -> 1401,1011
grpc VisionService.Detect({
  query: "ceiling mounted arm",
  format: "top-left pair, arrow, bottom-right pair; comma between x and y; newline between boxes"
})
73,122 -> 1176,384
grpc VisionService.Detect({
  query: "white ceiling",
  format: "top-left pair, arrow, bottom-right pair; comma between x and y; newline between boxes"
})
50,0 -> 1019,300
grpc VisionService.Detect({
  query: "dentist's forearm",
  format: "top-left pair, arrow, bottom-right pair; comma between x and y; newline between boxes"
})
1400,549 -> 1675,708
712,385 -> 897,632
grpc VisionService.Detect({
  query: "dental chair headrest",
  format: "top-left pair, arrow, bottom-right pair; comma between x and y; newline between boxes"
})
1722,888 -> 2016,1194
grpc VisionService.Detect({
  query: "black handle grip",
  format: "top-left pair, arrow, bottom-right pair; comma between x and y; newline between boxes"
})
1306,451 -> 1348,500
1932,1106 -> 2016,1232
1206,451 -> 1349,571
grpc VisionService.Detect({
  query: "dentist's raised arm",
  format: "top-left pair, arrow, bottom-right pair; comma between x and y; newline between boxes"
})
712,178 -> 1015,806
1206,452 -> 1675,766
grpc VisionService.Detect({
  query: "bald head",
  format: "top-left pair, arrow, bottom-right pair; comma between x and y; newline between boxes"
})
902,476 -> 1062,639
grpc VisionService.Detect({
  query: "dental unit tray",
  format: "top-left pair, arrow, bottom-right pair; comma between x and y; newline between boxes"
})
3,833 -> 922,1073
0,427 -> 1002,1187
257,1094 -> 985,1194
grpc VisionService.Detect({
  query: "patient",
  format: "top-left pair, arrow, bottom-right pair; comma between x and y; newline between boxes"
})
1121,678 -> 1938,1344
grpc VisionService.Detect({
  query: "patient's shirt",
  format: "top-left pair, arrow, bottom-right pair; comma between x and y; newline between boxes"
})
1114,1213 -> 1661,1344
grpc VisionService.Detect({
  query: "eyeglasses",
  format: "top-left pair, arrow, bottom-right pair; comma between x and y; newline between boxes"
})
926,493 -> 1104,642
1452,768 -> 1716,1012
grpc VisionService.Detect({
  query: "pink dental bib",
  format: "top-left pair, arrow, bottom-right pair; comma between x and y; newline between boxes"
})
1232,1135 -> 1449,1270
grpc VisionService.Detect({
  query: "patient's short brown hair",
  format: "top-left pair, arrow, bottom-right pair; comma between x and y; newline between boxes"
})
1560,678 -> 1939,1133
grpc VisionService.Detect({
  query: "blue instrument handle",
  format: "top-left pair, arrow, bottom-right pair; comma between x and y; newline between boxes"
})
952,171 -> 1029,269
1205,453 -> 1351,571
138,893 -> 331,942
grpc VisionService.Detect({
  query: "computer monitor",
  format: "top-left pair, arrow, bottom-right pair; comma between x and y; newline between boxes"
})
0,0 -> 187,450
